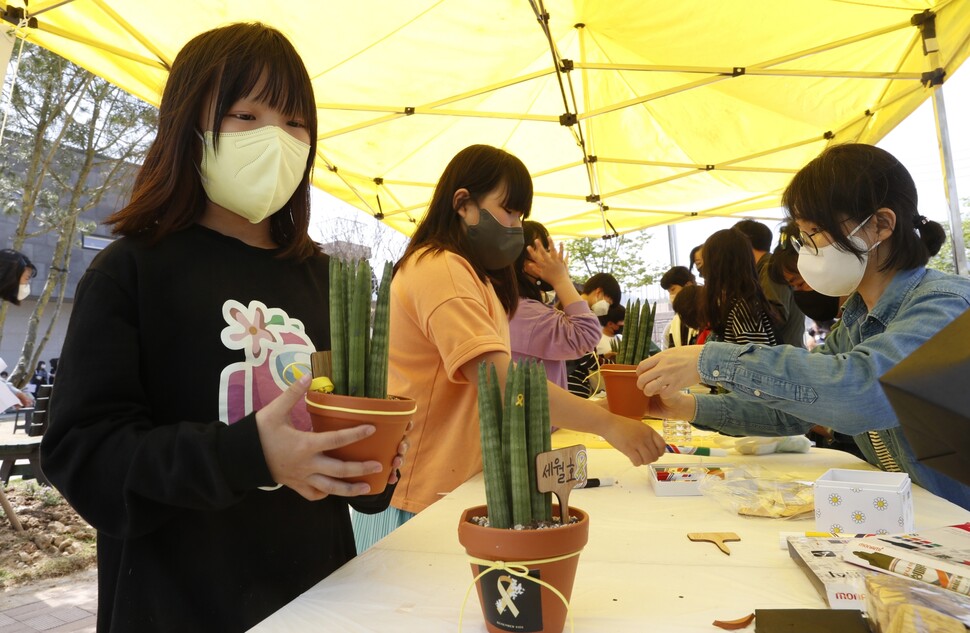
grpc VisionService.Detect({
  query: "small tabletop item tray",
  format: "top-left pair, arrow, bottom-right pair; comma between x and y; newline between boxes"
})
648,463 -> 730,497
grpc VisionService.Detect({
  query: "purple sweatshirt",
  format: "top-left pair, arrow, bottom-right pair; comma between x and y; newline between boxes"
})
509,298 -> 602,389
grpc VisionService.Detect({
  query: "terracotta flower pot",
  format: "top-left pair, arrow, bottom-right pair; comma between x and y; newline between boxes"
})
457,504 -> 589,633
599,364 -> 650,419
305,391 -> 415,494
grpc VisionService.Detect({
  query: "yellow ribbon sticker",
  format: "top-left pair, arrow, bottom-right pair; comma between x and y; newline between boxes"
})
496,575 -> 521,617
575,448 -> 588,482
515,393 -> 525,407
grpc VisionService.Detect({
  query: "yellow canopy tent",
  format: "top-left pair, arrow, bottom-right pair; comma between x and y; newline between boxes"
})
2,0 -> 968,249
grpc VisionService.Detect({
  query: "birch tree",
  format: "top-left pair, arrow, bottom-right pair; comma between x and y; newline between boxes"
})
0,42 -> 156,385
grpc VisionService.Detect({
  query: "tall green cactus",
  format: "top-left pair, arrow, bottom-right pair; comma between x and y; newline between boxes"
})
366,261 -> 394,399
529,360 -> 552,521
616,299 -> 639,365
616,298 -> 658,365
328,257 -> 393,398
329,258 -> 348,394
478,359 -> 553,529
634,300 -> 657,363
347,260 -> 370,396
479,363 -> 510,528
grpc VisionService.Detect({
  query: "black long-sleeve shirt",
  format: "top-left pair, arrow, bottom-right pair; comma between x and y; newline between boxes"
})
42,224 -> 393,632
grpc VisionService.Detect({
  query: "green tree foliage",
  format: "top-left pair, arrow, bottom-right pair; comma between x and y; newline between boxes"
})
0,42 -> 157,384
565,229 -> 664,291
928,198 -> 970,275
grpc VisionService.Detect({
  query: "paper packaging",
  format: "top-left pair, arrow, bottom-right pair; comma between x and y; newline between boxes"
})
786,537 -> 878,611
814,469 -> 914,534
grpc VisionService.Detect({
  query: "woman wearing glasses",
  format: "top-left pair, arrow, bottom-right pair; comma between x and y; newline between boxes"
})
634,143 -> 970,509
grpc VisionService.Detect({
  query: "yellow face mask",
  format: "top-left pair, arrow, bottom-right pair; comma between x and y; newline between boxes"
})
198,126 -> 310,223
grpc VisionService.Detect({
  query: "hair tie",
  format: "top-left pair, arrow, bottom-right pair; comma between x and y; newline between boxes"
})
914,214 -> 928,228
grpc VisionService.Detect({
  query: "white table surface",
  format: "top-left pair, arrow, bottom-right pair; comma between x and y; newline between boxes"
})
250,439 -> 970,633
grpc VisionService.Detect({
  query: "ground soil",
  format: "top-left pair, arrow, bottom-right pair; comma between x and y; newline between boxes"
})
0,480 -> 96,589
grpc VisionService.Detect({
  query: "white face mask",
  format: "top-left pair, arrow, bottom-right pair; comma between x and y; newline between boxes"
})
17,282 -> 29,301
797,214 -> 881,297
198,126 -> 310,224
591,299 -> 610,317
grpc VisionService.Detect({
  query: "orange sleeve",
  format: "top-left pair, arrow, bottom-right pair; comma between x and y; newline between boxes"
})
396,251 -> 508,382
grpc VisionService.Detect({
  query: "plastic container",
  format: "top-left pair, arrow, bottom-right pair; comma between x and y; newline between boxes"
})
662,418 -> 692,444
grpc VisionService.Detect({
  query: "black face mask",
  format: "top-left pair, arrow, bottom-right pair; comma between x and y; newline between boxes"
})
464,208 -> 524,271
793,290 -> 840,323
613,325 -> 624,337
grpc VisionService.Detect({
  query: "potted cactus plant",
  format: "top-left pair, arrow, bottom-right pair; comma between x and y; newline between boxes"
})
304,258 -> 415,494
457,359 -> 589,633
599,299 -> 658,418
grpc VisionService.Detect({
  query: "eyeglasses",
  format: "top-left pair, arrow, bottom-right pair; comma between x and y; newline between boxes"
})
790,214 -> 874,256
791,228 -> 824,255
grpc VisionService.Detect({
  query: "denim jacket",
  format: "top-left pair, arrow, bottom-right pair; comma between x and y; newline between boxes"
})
692,266 -> 970,509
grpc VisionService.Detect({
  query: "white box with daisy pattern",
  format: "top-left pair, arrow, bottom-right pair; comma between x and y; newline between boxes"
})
814,469 -> 914,535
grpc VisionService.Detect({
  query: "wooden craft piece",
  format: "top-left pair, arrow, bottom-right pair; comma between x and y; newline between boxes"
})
536,444 -> 587,522
688,532 -> 741,555
311,351 -> 333,379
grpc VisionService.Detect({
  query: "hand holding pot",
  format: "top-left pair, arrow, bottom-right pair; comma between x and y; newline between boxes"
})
386,421 -> 413,486
635,345 -> 703,396
641,390 -> 696,422
256,375 -> 384,501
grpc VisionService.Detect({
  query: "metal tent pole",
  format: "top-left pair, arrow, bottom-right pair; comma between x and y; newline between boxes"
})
913,9 -> 968,276
667,224 -> 678,268
932,88 -> 969,276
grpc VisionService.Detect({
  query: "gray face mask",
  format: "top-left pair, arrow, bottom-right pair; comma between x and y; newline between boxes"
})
464,208 -> 524,271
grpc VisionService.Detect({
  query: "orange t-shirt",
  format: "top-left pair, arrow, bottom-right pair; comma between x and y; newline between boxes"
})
389,249 -> 510,513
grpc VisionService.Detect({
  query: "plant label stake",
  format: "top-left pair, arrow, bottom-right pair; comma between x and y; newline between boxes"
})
688,532 -> 741,555
310,350 -> 332,379
536,444 -> 587,523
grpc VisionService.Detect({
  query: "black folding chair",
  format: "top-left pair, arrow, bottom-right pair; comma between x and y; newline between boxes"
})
25,384 -> 52,437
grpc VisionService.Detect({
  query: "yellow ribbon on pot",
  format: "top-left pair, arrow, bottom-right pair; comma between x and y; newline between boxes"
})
458,550 -> 581,633
304,398 -> 417,416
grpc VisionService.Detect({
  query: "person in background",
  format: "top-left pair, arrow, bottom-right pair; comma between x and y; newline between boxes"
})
510,220 -> 601,389
1,369 -> 33,412
689,244 -> 705,280
672,285 -> 707,344
734,218 -> 807,347
48,358 -> 58,384
565,272 -> 623,396
0,249 -> 36,305
635,143 -> 970,509
767,224 -> 859,456
40,23 -> 407,631
659,265 -> 697,348
580,272 -> 621,317
699,228 -> 781,345
353,144 -> 666,551
596,303 -> 625,358
767,224 -> 843,330
28,360 -> 49,395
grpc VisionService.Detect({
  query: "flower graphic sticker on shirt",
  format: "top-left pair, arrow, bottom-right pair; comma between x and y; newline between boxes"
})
219,299 -> 315,430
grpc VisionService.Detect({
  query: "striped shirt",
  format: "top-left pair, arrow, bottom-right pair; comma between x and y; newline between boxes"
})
867,430 -> 903,472
724,299 -> 778,346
